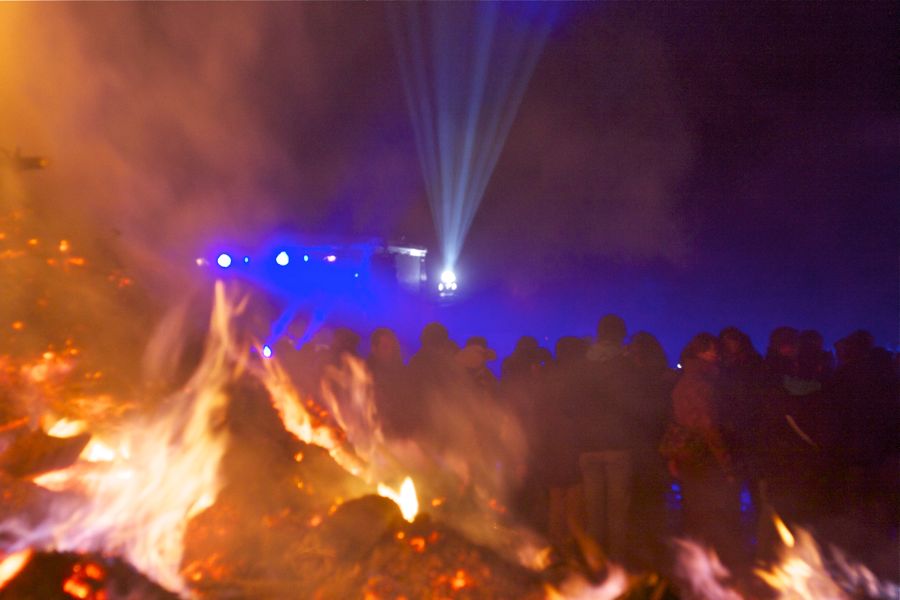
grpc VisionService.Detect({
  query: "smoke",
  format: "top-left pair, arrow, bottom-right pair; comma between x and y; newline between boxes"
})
470,8 -> 695,272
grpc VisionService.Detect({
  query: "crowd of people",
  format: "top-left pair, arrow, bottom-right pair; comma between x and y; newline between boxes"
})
280,316 -> 898,575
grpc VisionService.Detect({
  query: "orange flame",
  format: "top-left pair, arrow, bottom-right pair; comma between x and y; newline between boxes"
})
5,281 -> 242,594
0,549 -> 32,590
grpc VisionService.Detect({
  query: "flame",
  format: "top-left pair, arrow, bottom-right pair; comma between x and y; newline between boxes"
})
773,514 -> 795,547
1,281 -> 242,594
671,539 -> 743,600
377,476 -> 419,523
45,417 -> 88,438
0,549 -> 33,590
256,353 -> 362,474
754,518 -> 849,599
672,515 -> 900,600
544,567 -> 629,600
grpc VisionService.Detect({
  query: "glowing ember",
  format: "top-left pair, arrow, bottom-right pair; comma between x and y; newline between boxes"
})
377,476 -> 419,523
0,549 -> 33,590
62,561 -> 106,599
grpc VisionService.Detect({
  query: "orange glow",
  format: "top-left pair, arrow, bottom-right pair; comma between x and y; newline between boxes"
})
450,569 -> 471,591
408,536 -> 426,553
83,563 -> 104,580
11,321 -> 24,331
62,577 -> 91,599
488,497 -> 507,514
59,239 -> 70,252
0,549 -> 33,590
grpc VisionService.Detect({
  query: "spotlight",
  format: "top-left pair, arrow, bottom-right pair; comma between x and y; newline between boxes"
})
276,251 -> 290,266
217,253 -> 233,268
303,255 -> 309,262
438,269 -> 458,295
243,256 -> 250,264
262,345 -> 273,358
325,255 -> 337,263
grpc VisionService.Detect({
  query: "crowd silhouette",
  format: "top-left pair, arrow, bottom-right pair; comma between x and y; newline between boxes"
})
284,315 -> 899,576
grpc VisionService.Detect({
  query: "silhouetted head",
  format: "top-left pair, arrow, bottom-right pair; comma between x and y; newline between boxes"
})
680,332 -> 720,366
514,335 -> 539,355
627,331 -> 669,372
458,336 -> 496,369
333,327 -> 361,357
835,329 -> 874,366
370,327 -> 401,364
767,326 -> 800,361
466,336 -> 488,350
596,314 -> 627,346
420,322 -> 450,350
719,326 -> 758,365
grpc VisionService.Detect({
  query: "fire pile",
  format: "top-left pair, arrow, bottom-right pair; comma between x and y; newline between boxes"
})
0,282 -> 556,598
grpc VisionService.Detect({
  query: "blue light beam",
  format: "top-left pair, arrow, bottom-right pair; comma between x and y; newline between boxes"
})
390,4 -> 556,270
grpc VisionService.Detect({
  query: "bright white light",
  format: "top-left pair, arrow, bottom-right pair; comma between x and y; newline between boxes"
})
243,256 -> 250,264
438,283 -> 445,292
262,345 -> 273,358
440,269 -> 456,285
325,255 -> 337,263
216,253 -> 232,268
354,272 -> 359,278
303,254 -> 309,262
275,251 -> 290,266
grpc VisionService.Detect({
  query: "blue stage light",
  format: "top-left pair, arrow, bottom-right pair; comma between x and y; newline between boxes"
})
243,256 -> 250,264
262,345 -> 273,358
276,251 -> 290,266
303,254 -> 309,262
217,253 -> 233,268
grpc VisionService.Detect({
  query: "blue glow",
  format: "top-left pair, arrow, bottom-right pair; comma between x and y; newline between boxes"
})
303,254 -> 309,262
262,345 -> 273,358
216,253 -> 232,268
243,256 -> 250,264
275,251 -> 290,266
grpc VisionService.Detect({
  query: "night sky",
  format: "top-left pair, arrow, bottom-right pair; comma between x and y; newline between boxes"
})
2,2 -> 897,360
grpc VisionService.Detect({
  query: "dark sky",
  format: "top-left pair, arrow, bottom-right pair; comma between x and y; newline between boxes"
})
3,2 -> 897,358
